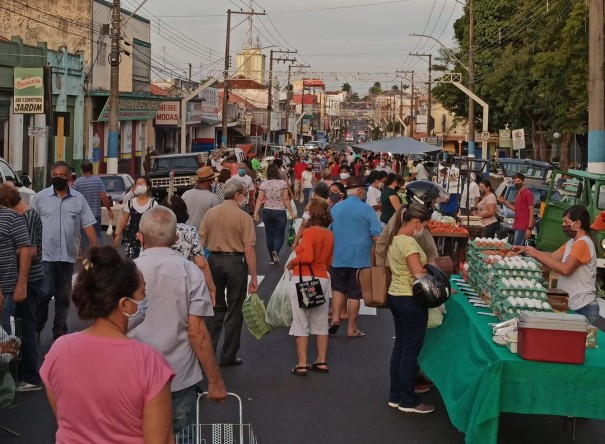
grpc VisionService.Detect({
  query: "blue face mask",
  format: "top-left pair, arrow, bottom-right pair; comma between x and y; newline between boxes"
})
239,169 -> 245,176
123,297 -> 148,331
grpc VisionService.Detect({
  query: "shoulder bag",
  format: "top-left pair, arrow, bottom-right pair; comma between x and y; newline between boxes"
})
295,262 -> 326,309
357,250 -> 391,309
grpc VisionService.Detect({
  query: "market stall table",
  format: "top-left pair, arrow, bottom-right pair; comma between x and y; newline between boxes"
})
419,278 -> 605,444
430,230 -> 468,266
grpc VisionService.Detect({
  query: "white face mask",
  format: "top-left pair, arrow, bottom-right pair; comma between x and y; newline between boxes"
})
134,185 -> 148,196
380,161 -> 386,167
340,173 -> 350,180
123,297 -> 148,331
413,229 -> 424,239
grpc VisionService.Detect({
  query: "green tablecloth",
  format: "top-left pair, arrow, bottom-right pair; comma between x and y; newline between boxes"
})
418,277 -> 605,444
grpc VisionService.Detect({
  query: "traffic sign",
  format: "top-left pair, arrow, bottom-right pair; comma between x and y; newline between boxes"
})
499,129 -> 511,148
480,131 -> 490,141
512,128 -> 525,150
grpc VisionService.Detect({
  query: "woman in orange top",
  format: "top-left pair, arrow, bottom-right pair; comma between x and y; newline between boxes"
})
286,198 -> 334,376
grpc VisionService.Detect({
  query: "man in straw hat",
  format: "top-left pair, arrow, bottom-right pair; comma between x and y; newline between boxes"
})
182,166 -> 221,229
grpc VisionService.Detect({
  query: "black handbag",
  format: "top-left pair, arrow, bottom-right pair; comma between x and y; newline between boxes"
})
295,262 -> 326,309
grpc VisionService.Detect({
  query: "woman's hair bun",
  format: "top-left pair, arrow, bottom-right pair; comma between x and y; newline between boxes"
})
87,245 -> 122,269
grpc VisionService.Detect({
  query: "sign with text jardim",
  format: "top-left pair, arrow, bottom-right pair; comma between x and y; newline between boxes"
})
13,67 -> 44,114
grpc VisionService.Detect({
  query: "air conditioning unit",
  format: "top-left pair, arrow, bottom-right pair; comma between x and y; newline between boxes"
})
100,24 -> 110,36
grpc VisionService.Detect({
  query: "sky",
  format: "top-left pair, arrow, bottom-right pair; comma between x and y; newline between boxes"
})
120,0 -> 464,94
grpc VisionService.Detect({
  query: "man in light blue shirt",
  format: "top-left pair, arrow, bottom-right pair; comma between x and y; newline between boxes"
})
32,161 -> 97,340
329,175 -> 382,338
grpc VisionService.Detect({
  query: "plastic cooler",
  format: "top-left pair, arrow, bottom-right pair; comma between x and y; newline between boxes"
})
517,311 -> 588,364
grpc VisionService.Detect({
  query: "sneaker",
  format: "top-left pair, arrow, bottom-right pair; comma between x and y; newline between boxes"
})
272,251 -> 280,264
15,381 -> 42,392
416,373 -> 435,388
399,403 -> 434,414
414,383 -> 432,394
387,401 -> 399,408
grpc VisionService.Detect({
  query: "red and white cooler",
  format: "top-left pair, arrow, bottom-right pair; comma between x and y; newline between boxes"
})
517,311 -> 588,364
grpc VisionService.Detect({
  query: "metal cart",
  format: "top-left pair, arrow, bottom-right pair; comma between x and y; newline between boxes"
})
175,392 -> 257,444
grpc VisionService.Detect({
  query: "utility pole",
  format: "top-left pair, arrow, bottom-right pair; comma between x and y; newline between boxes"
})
221,8 -> 265,148
468,0 -> 476,158
588,0 -> 605,173
300,84 -> 306,145
107,0 -> 121,174
267,49 -> 296,145
396,70 -> 414,137
287,64 -> 309,146
410,53 -> 432,136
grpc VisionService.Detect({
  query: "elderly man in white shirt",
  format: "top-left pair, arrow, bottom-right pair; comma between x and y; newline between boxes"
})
130,206 -> 227,436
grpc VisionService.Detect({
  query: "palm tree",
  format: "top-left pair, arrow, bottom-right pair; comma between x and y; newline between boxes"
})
369,81 -> 382,96
341,83 -> 352,93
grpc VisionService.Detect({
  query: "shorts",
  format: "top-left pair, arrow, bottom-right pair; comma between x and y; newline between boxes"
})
330,266 -> 363,299
288,276 -> 331,336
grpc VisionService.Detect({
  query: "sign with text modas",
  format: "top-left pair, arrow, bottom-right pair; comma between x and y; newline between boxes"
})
14,68 -> 44,114
155,101 -> 181,125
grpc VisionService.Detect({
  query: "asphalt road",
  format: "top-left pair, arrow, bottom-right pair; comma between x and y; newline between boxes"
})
3,215 -> 605,444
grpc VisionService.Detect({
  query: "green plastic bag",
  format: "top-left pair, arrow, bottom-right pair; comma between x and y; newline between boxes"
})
287,221 -> 296,247
265,270 -> 293,328
242,293 -> 272,339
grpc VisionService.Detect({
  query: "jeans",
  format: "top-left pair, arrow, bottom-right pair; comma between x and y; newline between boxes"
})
513,229 -> 526,246
263,209 -> 287,256
388,295 -> 428,408
16,279 -> 43,384
575,300 -> 600,325
38,261 -> 75,340
1,291 -> 15,333
484,221 -> 500,238
80,216 -> 103,255
303,187 -> 313,204
205,255 -> 248,364
172,384 -> 197,435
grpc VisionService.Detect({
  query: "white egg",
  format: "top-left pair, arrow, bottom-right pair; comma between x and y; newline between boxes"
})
543,302 -> 552,310
535,283 -> 543,289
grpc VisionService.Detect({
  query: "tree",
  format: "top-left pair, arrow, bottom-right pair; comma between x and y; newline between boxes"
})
391,84 -> 399,91
341,83 -> 352,93
369,82 -> 382,96
431,0 -> 588,167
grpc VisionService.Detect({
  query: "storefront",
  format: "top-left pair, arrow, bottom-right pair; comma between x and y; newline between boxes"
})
154,99 -> 181,154
91,92 -> 162,176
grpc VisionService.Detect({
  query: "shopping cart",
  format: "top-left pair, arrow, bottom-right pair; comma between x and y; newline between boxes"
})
175,392 -> 257,444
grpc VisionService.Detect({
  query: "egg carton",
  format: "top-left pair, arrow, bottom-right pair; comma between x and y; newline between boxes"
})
488,268 -> 544,280
469,239 -> 510,250
500,297 -> 553,311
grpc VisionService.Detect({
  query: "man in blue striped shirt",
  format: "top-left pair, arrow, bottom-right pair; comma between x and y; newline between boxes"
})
72,160 -> 114,252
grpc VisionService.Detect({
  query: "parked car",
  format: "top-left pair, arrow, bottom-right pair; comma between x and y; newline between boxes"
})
147,153 -> 205,200
0,157 -> 35,203
99,173 -> 135,203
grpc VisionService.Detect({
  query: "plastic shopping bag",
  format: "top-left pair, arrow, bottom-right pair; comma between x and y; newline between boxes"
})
427,305 -> 446,328
265,270 -> 294,328
242,293 -> 272,339
286,199 -> 298,221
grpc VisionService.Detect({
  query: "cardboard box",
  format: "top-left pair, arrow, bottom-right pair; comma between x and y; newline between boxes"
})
517,311 -> 588,364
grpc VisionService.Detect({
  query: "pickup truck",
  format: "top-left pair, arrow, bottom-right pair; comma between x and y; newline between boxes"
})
536,169 -> 605,278
0,157 -> 35,203
148,153 -> 207,200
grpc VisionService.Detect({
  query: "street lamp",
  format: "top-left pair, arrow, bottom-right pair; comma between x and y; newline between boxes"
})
552,131 -> 561,163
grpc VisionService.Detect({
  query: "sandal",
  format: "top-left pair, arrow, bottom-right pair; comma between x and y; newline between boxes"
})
347,329 -> 366,338
291,365 -> 310,376
310,362 -> 329,373
328,323 -> 340,335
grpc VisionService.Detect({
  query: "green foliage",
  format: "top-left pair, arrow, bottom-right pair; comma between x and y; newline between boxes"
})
432,0 -> 588,145
341,83 -> 352,93
369,82 -> 383,96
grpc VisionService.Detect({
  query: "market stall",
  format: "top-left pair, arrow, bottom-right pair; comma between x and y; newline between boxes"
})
428,218 -> 469,266
419,285 -> 605,444
419,238 -> 605,444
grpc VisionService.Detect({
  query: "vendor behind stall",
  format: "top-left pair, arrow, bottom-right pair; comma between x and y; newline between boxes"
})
512,205 -> 599,324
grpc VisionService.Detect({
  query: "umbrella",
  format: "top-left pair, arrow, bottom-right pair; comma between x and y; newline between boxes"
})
351,137 -> 438,155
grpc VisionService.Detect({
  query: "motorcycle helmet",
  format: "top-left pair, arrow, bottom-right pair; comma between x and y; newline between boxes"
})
412,264 -> 451,308
405,180 -> 449,209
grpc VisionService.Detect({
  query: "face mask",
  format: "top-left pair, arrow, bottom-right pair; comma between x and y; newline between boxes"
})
514,183 -> 522,190
340,173 -> 350,180
413,229 -> 424,239
123,297 -> 148,331
562,223 -> 577,238
379,162 -> 386,167
329,193 -> 341,203
51,176 -> 68,191
239,169 -> 246,176
134,185 -> 148,196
